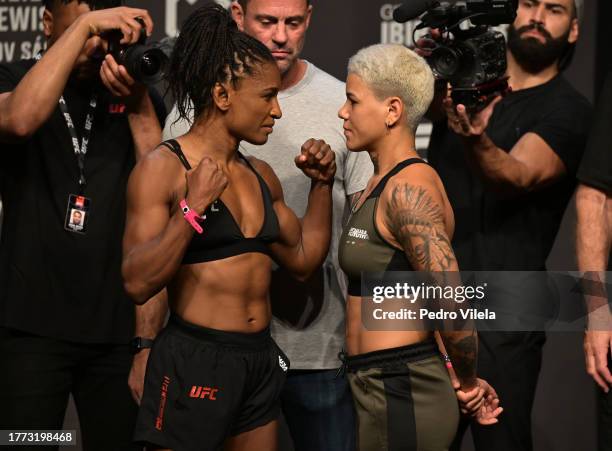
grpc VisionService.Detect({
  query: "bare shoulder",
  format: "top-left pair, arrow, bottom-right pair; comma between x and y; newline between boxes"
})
380,161 -> 455,237
383,162 -> 446,208
129,144 -> 184,199
245,155 -> 276,178
135,144 -> 184,176
245,155 -> 283,200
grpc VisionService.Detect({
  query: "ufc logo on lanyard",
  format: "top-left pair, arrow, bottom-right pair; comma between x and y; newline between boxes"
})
59,93 -> 98,235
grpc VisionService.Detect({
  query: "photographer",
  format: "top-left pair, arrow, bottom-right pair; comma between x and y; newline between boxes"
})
424,0 -> 591,450
0,1 -> 165,449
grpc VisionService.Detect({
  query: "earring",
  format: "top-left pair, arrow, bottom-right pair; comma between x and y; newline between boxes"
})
385,121 -> 391,131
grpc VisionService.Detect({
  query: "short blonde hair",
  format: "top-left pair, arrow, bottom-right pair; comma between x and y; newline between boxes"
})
347,44 -> 434,132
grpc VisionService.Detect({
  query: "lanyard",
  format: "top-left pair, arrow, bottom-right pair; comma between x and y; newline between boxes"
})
57,93 -> 98,192
35,52 -> 97,192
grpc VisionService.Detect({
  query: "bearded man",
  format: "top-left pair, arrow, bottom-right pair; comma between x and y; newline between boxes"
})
425,0 -> 592,450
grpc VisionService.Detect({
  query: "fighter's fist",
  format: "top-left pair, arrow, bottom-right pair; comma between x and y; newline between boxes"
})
295,139 -> 336,184
185,157 -> 228,214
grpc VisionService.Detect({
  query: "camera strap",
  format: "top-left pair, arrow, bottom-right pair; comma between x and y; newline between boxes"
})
57,93 -> 98,193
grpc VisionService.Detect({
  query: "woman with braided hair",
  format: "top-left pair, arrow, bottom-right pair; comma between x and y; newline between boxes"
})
122,4 -> 336,450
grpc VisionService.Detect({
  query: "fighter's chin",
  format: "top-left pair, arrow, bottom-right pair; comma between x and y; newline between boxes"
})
345,139 -> 358,151
245,133 -> 270,146
345,137 -> 367,153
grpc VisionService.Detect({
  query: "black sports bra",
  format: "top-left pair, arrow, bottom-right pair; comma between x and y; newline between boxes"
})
161,140 -> 280,264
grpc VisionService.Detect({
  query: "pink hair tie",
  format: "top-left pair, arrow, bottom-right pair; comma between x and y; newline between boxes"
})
443,354 -> 453,369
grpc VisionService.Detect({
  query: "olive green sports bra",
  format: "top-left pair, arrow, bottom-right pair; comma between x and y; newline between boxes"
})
338,158 -> 428,296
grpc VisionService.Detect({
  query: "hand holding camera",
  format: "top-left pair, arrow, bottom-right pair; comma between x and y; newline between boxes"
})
76,7 -> 167,91
77,6 -> 153,44
100,53 -> 143,100
444,94 -> 503,138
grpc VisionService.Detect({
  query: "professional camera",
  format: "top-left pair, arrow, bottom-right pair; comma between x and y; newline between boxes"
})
394,0 -> 518,108
106,18 -> 169,84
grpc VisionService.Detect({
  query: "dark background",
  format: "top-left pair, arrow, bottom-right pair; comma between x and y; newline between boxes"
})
0,0 -> 606,449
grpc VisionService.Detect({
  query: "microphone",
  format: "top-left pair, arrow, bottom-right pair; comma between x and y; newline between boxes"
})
392,0 -> 439,23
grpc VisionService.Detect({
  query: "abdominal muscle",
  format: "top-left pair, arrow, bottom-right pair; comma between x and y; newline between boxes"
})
346,294 -> 431,356
167,252 -> 273,333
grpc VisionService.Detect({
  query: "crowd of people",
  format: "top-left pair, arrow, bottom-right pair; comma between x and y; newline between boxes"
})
0,0 -> 609,450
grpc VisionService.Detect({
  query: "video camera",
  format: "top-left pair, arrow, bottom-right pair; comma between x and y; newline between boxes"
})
106,18 -> 169,85
394,0 -> 518,109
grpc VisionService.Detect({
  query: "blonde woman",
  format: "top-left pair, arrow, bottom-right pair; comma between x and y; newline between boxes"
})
337,44 -> 502,450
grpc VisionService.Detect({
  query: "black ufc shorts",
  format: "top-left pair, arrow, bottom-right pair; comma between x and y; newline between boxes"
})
133,314 -> 290,451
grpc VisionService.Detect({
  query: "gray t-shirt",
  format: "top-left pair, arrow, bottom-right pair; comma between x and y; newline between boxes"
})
163,61 -> 373,369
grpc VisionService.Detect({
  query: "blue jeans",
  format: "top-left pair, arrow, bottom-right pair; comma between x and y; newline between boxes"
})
281,369 -> 356,451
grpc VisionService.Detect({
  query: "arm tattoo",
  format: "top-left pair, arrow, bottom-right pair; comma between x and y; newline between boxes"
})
445,331 -> 477,383
387,183 -> 477,385
386,183 -> 456,272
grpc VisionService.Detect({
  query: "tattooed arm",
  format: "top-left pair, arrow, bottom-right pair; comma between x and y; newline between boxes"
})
381,175 -> 478,389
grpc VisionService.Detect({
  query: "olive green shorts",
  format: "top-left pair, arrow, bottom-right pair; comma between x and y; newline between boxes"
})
346,340 -> 460,451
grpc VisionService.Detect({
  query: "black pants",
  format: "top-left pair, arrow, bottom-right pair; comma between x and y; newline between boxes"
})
598,355 -> 612,451
0,328 -> 139,451
450,331 -> 546,451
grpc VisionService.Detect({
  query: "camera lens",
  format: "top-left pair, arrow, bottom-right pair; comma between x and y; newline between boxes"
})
140,54 -> 161,77
126,46 -> 168,84
431,46 -> 461,79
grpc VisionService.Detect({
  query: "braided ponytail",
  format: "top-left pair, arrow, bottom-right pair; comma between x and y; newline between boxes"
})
168,2 -> 274,122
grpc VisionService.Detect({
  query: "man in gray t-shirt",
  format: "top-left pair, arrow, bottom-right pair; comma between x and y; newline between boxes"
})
163,1 -> 372,450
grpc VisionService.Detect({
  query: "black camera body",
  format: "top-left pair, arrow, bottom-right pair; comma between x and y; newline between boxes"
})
106,19 -> 168,84
399,0 -> 518,108
430,28 -> 507,86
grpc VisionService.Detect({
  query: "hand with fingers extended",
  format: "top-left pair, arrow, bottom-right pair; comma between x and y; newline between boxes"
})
444,94 -> 503,138
584,329 -> 612,392
295,138 -> 337,185
475,389 -> 503,425
455,378 -> 503,425
185,157 -> 228,215
76,6 -> 154,45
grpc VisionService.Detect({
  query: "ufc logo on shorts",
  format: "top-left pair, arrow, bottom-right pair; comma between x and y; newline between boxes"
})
278,355 -> 288,372
189,386 -> 219,400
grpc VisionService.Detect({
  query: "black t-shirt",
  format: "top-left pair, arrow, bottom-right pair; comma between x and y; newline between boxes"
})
0,59 -> 166,344
428,75 -> 592,271
578,71 -> 612,194
577,70 -> 612,271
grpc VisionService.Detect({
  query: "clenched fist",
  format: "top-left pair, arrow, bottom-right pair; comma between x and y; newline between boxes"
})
295,139 -> 336,185
185,157 -> 228,215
